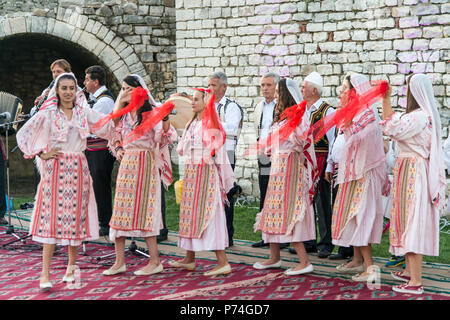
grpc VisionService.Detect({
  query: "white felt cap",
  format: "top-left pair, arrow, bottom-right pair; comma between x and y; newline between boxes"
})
304,72 -> 323,88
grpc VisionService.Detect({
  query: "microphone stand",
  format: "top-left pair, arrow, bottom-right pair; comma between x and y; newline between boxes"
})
1,118 -> 32,247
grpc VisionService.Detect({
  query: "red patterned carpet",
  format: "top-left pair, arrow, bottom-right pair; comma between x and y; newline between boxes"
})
0,231 -> 448,301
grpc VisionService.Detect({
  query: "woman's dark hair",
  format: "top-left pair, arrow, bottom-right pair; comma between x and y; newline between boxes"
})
345,75 -> 354,89
406,75 -> 420,114
123,75 -> 154,127
273,78 -> 297,124
56,74 -> 77,106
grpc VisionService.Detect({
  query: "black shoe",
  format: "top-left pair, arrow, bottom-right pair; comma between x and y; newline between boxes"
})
0,217 -> 7,225
317,250 -> 331,258
328,253 -> 352,260
288,248 -> 296,254
99,227 -> 109,237
157,233 -> 168,242
228,239 -> 234,247
251,240 -> 269,248
279,243 -> 289,249
305,246 -> 317,254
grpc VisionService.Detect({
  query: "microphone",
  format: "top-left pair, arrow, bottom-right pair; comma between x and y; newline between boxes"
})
0,112 -> 11,121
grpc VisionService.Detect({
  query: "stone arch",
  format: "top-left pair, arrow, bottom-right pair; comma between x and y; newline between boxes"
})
0,11 -> 151,185
0,11 -> 150,105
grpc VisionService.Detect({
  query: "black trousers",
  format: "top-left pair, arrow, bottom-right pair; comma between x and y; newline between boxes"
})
225,150 -> 236,245
305,175 -> 353,257
160,182 -> 168,237
85,149 -> 115,229
258,155 -> 271,211
304,171 -> 334,253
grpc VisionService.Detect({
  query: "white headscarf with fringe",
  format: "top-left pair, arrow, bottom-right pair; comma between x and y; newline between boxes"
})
409,74 -> 446,210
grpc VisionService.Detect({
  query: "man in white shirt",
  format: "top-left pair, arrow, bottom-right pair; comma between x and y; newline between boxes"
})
208,72 -> 243,247
251,72 -> 285,248
84,66 -> 116,236
291,72 -> 336,258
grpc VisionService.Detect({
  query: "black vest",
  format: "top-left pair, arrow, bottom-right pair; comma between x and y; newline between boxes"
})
309,101 -> 333,154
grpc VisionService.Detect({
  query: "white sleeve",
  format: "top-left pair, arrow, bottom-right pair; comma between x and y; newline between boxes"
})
325,107 -> 336,161
443,136 -> 450,173
222,102 -> 242,136
92,97 -> 114,115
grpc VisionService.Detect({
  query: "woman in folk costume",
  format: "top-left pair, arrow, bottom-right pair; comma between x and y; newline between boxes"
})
381,74 -> 446,295
16,73 -> 115,291
252,78 -> 317,276
100,74 -> 177,276
330,74 -> 388,282
168,88 -> 235,276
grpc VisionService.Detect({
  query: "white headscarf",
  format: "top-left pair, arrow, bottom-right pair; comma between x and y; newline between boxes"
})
286,78 -> 303,104
350,73 -> 381,122
349,73 -> 371,96
130,74 -> 161,107
44,72 -> 88,109
409,73 -> 446,209
39,72 -> 90,141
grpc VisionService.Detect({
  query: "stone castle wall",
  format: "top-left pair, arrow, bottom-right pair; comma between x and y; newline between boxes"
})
175,0 -> 449,197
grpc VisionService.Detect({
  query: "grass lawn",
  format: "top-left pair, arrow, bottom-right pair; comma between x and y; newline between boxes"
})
10,171 -> 450,265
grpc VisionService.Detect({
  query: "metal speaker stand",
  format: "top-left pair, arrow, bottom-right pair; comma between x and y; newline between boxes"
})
1,118 -> 31,248
95,237 -> 149,261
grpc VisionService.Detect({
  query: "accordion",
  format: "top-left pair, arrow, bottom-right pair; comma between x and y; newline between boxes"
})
0,91 -> 23,130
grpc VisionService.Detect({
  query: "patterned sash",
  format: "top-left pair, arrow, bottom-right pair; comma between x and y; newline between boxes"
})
331,177 -> 366,240
31,153 -> 91,240
389,157 -> 417,247
178,163 -> 217,239
110,150 -> 158,231
257,152 -> 306,235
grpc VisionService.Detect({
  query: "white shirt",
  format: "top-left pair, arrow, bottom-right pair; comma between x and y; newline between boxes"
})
88,86 -> 114,138
326,132 -> 345,173
260,99 -> 276,141
89,86 -> 114,114
305,98 -> 336,160
215,95 -> 242,151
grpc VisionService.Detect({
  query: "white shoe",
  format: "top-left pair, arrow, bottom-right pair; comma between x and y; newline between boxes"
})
168,260 -> 196,270
203,264 -> 232,276
351,272 -> 376,282
284,264 -> 314,276
102,264 -> 126,276
134,264 -> 164,276
39,281 -> 52,292
253,261 -> 282,270
62,275 -> 75,283
336,263 -> 365,273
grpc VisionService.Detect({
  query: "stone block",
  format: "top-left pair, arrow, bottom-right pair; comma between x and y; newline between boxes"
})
423,26 -> 443,38
397,51 -> 418,63
393,39 -> 412,50
430,38 -> 450,49
334,30 -> 350,41
399,16 -> 419,28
